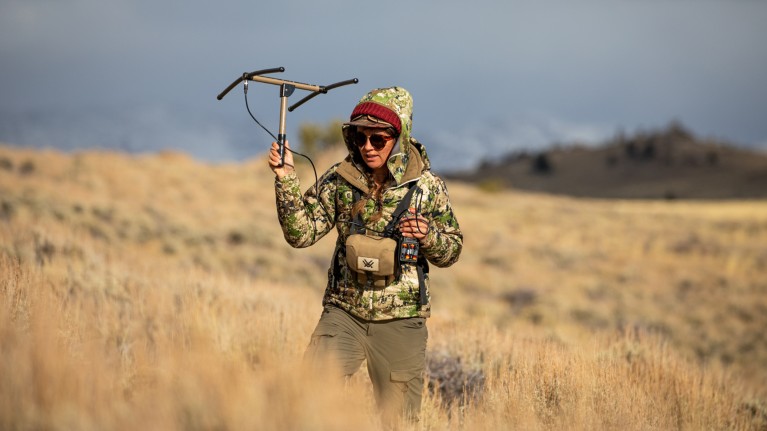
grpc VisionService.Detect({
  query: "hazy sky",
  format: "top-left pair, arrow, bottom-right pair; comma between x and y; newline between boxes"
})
1,0 -> 766,171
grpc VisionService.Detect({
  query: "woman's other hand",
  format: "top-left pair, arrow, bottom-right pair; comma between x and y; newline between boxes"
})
398,213 -> 430,242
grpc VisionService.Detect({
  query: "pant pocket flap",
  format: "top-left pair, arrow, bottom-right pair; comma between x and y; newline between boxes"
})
390,368 -> 422,383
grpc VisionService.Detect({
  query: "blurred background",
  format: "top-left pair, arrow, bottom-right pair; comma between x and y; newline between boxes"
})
2,0 -> 766,173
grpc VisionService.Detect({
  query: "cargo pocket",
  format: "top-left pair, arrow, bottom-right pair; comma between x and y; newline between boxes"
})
303,324 -> 338,368
389,366 -> 425,420
390,355 -> 425,394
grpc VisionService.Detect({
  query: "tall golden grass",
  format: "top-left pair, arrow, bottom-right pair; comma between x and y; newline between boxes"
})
1,144 -> 766,430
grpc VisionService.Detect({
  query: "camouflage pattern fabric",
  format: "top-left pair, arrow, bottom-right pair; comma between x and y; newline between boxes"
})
274,87 -> 463,321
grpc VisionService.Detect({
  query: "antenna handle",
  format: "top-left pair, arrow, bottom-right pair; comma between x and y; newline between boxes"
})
324,78 -> 359,92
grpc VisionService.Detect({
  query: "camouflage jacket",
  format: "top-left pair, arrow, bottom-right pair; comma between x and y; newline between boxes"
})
274,87 -> 463,321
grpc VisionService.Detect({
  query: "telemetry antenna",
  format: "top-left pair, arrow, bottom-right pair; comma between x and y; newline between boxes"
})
217,67 -> 358,166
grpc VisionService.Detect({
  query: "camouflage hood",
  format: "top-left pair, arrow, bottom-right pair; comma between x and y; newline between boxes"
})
340,87 -> 430,191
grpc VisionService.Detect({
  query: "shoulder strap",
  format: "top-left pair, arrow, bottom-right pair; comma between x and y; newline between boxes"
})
383,181 -> 419,237
387,181 -> 428,306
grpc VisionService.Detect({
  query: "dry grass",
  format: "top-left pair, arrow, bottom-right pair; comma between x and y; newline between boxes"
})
1,143 -> 766,430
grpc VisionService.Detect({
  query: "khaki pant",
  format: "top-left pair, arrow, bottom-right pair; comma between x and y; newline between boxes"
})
304,305 -> 428,422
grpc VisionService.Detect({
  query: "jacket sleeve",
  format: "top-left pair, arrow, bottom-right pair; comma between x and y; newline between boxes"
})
419,175 -> 463,267
274,168 -> 337,248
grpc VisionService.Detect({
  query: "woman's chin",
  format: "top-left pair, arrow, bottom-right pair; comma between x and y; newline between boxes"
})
364,157 -> 383,169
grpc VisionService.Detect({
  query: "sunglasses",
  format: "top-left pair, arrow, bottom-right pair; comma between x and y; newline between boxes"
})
354,132 -> 395,150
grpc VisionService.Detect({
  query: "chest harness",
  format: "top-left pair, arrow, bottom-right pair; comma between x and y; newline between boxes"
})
331,180 -> 429,306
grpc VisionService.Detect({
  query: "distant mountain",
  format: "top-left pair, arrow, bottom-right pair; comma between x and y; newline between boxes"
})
447,122 -> 767,200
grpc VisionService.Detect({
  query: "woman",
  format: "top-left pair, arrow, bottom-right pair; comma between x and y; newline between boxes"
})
268,87 -> 463,422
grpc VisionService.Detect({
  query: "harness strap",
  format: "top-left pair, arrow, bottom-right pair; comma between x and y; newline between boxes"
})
416,259 -> 429,306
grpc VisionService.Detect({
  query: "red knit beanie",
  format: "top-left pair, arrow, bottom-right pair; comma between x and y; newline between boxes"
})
349,102 -> 402,135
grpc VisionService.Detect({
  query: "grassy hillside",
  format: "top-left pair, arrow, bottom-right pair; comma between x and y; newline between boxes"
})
1,143 -> 766,430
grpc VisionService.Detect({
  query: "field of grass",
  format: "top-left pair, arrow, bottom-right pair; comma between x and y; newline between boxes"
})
1,143 -> 766,430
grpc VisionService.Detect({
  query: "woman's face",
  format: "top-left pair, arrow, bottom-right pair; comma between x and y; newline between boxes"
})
354,127 -> 397,172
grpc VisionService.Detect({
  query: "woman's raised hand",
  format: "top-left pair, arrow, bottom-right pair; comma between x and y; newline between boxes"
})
268,140 -> 295,178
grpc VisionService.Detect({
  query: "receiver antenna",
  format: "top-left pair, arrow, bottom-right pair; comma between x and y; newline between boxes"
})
217,67 -> 358,166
